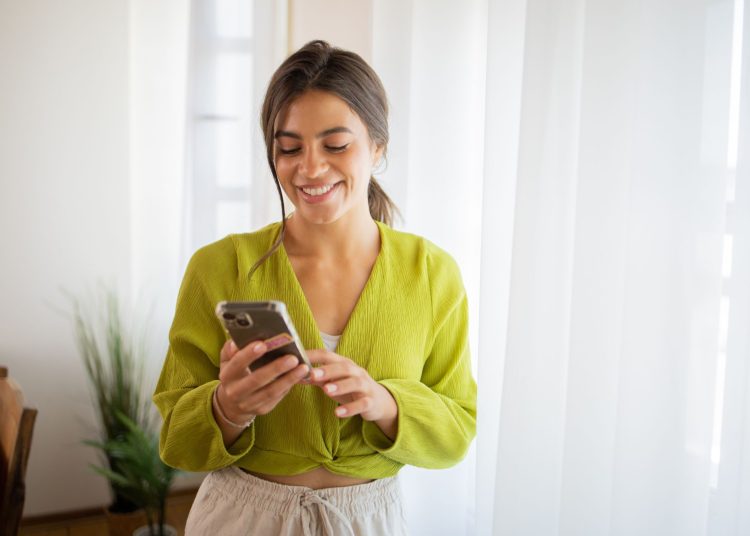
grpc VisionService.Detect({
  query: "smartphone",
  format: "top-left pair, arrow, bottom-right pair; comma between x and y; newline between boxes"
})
215,301 -> 311,372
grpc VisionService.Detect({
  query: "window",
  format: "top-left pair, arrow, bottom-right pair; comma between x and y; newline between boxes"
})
186,0 -> 286,253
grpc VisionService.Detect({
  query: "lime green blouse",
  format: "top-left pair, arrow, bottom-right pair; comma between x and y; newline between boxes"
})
153,220 -> 477,479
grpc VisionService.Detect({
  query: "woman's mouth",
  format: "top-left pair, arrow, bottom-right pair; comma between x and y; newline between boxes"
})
298,182 -> 341,204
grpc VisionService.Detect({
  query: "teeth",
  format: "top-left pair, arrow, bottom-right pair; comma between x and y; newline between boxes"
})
301,183 -> 336,196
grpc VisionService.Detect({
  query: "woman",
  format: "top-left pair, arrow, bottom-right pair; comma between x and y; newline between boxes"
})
153,40 -> 476,535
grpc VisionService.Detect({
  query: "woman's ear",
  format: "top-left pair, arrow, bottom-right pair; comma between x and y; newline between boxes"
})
372,144 -> 385,167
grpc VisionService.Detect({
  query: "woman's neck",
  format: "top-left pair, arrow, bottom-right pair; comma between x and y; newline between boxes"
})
283,208 -> 380,262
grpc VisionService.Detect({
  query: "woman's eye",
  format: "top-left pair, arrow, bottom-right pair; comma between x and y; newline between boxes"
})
326,144 -> 349,153
278,147 -> 300,155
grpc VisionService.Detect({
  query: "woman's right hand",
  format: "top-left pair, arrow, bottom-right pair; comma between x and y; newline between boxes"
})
214,340 -> 310,426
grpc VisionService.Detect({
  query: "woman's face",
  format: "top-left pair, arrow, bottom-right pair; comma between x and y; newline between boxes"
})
273,90 -> 383,226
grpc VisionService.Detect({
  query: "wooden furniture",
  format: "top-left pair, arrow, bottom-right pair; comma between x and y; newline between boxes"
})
0,367 -> 37,536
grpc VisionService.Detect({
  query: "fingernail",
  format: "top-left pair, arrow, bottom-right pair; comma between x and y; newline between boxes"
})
286,356 -> 298,367
229,341 -> 238,352
312,369 -> 323,379
253,342 -> 265,353
335,407 -> 347,417
325,384 -> 338,393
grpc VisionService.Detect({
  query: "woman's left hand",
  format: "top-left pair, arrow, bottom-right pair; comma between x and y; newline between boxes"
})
305,350 -> 398,432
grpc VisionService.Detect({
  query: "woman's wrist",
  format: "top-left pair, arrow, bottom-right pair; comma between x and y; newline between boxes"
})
213,385 -> 255,429
374,384 -> 399,440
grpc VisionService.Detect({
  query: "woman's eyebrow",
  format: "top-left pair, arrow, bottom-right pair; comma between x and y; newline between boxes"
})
274,126 -> 353,140
317,127 -> 353,138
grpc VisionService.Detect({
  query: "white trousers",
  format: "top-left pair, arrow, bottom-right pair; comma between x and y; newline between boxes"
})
185,467 -> 409,536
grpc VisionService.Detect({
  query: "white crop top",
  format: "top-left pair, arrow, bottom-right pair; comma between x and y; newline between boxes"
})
320,331 -> 341,352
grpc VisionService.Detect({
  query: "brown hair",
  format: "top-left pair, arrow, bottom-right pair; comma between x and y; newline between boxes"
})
250,40 -> 400,277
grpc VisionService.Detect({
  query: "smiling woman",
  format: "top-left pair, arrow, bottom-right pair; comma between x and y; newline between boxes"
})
152,40 -> 477,536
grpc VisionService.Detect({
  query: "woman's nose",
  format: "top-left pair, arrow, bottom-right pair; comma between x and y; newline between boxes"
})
299,148 -> 328,178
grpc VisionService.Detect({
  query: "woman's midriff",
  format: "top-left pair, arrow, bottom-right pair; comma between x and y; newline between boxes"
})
244,466 -> 374,489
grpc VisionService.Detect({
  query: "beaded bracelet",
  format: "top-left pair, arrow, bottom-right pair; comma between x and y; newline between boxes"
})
212,387 -> 255,430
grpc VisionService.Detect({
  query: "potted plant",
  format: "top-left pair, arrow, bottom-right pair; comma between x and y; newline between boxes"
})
72,290 -> 155,534
86,411 -> 178,536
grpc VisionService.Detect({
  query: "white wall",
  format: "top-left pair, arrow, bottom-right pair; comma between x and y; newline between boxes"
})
0,0 -> 131,515
289,0 -> 373,60
0,0 -> 197,516
129,0 -> 189,334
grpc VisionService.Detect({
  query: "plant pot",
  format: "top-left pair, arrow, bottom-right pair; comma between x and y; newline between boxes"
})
133,524 -> 178,536
104,507 -> 148,536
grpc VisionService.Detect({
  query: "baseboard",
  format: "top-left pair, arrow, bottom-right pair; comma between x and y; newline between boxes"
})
20,486 -> 200,527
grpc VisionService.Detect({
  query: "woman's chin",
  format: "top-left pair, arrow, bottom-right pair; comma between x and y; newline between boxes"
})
291,206 -> 343,226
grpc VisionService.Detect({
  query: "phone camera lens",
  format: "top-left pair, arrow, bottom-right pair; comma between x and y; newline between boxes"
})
223,313 -> 235,320
237,318 -> 250,326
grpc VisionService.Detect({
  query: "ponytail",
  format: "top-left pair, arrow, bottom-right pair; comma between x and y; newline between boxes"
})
367,177 -> 400,227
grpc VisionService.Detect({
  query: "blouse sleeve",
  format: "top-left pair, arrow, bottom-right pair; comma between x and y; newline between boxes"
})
361,245 -> 477,468
152,239 -> 256,471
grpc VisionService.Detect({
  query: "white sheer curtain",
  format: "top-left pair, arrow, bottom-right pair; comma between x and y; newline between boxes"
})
183,0 -> 286,258
476,0 -> 750,534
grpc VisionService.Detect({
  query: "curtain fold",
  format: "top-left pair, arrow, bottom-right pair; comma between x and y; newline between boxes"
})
475,0 -> 526,531
712,1 -> 750,533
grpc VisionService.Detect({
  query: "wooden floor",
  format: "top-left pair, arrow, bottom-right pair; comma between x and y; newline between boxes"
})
19,489 -> 197,536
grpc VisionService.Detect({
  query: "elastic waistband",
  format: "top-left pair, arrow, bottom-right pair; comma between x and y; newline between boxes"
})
206,466 -> 401,518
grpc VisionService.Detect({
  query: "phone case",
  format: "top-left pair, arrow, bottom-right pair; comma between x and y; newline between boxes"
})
215,301 -> 311,371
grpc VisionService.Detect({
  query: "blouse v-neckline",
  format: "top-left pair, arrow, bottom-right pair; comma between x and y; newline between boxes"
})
274,220 -> 387,355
